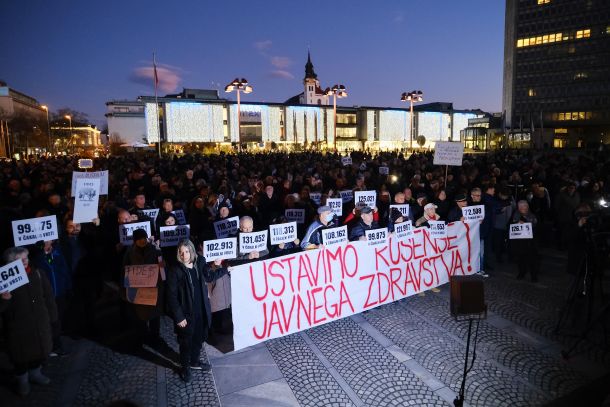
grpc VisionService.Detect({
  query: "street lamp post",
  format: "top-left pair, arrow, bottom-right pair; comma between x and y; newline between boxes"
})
65,115 -> 73,155
225,78 -> 253,152
41,105 -> 51,154
324,85 -> 347,152
400,90 -> 423,150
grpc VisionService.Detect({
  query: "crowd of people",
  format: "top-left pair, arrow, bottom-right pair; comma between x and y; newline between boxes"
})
0,148 -> 608,391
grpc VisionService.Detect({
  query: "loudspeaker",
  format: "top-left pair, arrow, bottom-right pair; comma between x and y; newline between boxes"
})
450,275 -> 487,318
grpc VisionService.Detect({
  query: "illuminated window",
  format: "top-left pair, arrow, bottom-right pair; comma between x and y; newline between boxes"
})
574,72 -> 588,79
565,112 -> 572,120
586,112 -> 592,120
576,29 -> 591,39
553,138 -> 565,148
537,0 -> 550,4
558,113 -> 565,120
517,39 -> 524,47
528,89 -> 536,97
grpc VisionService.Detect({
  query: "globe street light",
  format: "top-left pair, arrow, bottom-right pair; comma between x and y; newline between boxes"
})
225,78 -> 253,151
41,105 -> 51,154
324,84 -> 347,151
400,90 -> 423,150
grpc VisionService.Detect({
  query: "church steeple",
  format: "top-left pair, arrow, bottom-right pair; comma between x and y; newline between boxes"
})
304,50 -> 317,80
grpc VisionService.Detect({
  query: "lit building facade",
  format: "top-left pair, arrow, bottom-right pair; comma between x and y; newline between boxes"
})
503,0 -> 610,148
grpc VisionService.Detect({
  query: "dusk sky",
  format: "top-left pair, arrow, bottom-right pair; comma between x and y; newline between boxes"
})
1,1 -> 505,127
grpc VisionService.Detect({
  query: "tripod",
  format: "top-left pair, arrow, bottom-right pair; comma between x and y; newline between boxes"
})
453,314 -> 484,407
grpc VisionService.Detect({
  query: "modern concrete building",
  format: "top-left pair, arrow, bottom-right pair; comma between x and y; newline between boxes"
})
503,0 -> 610,148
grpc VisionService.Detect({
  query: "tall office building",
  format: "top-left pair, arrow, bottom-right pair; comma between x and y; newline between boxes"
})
503,0 -> 610,148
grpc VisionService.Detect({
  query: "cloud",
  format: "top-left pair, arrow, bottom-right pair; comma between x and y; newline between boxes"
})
271,56 -> 292,69
130,65 -> 181,93
269,70 -> 294,80
254,40 -> 272,52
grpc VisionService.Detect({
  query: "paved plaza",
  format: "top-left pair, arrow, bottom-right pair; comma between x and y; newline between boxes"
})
1,248 -> 609,407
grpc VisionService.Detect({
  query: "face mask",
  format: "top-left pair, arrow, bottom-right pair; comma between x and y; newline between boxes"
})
325,213 -> 334,222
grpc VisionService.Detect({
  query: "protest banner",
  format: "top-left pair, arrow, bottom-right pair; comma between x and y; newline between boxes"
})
327,198 -> 343,217
126,287 -> 158,306
240,230 -> 268,254
231,221 -> 480,350
285,209 -> 306,224
379,166 -> 389,175
270,222 -> 298,245
141,208 -> 160,220
462,205 -> 485,223
12,215 -> 58,247
159,225 -> 190,247
365,228 -> 388,246
390,204 -> 410,218
119,221 -> 152,245
429,221 -> 447,238
394,221 -> 413,242
339,190 -> 353,203
341,156 -> 352,166
173,209 -> 187,225
433,141 -> 464,166
73,178 -> 100,223
0,259 -> 29,294
509,223 -> 533,239
321,226 -> 348,247
71,170 -> 108,197
203,238 -> 237,261
124,264 -> 159,288
214,216 -> 239,238
354,190 -> 377,206
309,192 -> 322,205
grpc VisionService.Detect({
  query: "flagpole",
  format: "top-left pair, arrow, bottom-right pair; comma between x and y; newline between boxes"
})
153,52 -> 161,158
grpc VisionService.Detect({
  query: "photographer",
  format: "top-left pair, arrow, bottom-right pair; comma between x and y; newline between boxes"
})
566,203 -> 593,275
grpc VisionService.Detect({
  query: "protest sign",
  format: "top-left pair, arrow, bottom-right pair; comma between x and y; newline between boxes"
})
462,205 -> 485,223
269,222 -> 298,245
73,178 -> 100,223
214,216 -> 239,238
327,198 -> 343,217
379,166 -> 389,175
394,221 -> 413,242
285,209 -> 306,224
309,192 -> 322,205
203,238 -> 237,261
119,221 -> 151,245
71,170 -> 108,196
126,287 -> 158,306
240,230 -> 268,254
339,190 -> 353,203
341,156 -> 352,166
124,264 -> 159,288
231,221 -> 480,350
0,259 -> 29,294
12,215 -> 58,247
159,225 -> 190,247
355,190 -> 377,206
429,221 -> 447,238
172,209 -> 187,225
390,204 -> 410,218
433,141 -> 464,166
321,226 -> 348,247
509,223 -> 533,239
365,228 -> 388,246
141,208 -> 160,220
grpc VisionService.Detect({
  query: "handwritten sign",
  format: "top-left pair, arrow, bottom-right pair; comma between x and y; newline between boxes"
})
339,190 -> 353,203
462,205 -> 485,223
159,225 -> 190,247
124,264 -> 159,288
390,204 -> 410,218
509,223 -> 533,239
71,170 -> 108,196
204,238 -> 237,261
327,198 -> 343,217
309,192 -> 322,205
433,141 -> 464,166
119,221 -> 152,245
285,209 -> 305,224
172,209 -> 187,225
126,287 -> 158,306
429,221 -> 447,238
0,259 -> 29,294
365,228 -> 388,246
141,208 -> 159,220
394,221 -> 413,242
240,230 -> 268,254
214,216 -> 239,238
269,222 -> 298,245
379,166 -> 389,175
321,226 -> 348,246
355,190 -> 377,206
341,156 -> 352,166
73,178 -> 100,223
12,215 -> 58,247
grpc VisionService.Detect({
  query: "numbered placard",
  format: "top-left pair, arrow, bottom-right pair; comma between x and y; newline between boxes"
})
12,215 -> 58,247
159,225 -> 190,247
214,216 -> 239,238
462,205 -> 485,223
321,226 -> 348,246
285,209 -> 305,224
509,223 -> 533,239
339,190 -> 353,203
269,222 -> 298,245
0,259 -> 29,294
309,192 -> 321,205
341,156 -> 352,166
141,208 -> 160,220
390,204 -> 410,218
172,209 -> 187,225
239,230 -> 268,254
327,198 -> 343,217
379,166 -> 389,175
429,221 -> 447,238
394,221 -> 413,242
365,227 -> 388,246
124,264 -> 159,288
355,190 -> 377,206
119,221 -> 152,245
71,170 -> 108,196
73,178 -> 100,223
203,238 -> 237,261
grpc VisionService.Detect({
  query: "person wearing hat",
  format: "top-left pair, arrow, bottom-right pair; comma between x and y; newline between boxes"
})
301,205 -> 335,250
446,193 -> 468,223
388,207 -> 408,233
410,192 -> 428,223
348,206 -> 379,241
415,203 -> 441,228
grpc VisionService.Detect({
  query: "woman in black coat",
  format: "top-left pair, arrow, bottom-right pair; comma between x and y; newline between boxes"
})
167,239 -> 230,383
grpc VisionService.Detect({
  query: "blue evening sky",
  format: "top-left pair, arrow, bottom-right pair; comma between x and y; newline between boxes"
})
1,0 -> 505,126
